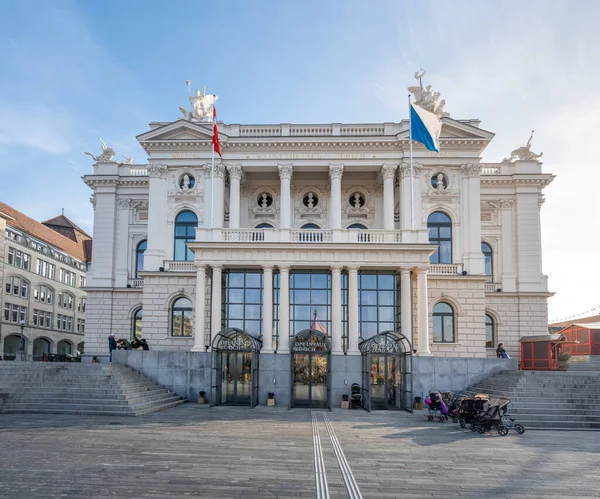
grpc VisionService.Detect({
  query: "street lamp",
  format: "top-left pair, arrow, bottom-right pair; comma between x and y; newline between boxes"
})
18,319 -> 26,361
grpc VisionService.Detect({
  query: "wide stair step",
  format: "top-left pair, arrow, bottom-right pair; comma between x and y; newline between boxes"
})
0,362 -> 185,416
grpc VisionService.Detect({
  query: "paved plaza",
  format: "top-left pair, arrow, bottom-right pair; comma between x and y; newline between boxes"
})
0,405 -> 598,498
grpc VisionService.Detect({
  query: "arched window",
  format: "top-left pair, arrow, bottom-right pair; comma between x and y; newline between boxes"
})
347,223 -> 367,229
300,223 -> 322,242
301,223 -> 320,229
133,308 -> 143,340
255,223 -> 274,229
427,212 -> 452,264
485,314 -> 495,348
171,297 -> 193,337
174,211 -> 198,261
433,302 -> 455,343
57,340 -> 72,355
482,242 -> 493,280
136,240 -> 147,278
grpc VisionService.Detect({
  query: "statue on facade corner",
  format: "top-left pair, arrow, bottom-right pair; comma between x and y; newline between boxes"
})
179,80 -> 218,122
407,69 -> 450,118
84,137 -> 116,162
506,130 -> 543,161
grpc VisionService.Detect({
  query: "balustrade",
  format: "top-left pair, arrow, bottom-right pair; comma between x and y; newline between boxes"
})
163,261 -> 195,272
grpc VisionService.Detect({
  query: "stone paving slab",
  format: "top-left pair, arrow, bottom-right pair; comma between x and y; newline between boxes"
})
0,405 -> 599,498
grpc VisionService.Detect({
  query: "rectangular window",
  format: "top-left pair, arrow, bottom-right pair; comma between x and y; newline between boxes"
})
12,307 -> 18,322
222,270 -> 264,338
45,314 -> 52,328
33,310 -> 38,326
80,276 -> 86,288
19,307 -> 26,323
34,287 -> 40,301
49,264 -> 55,280
4,304 -> 10,321
67,317 -> 72,331
8,248 -> 14,265
23,254 -> 30,271
21,281 -> 28,298
289,271 -> 332,336
358,272 -> 399,341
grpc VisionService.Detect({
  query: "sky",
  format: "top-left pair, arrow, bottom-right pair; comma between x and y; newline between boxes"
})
0,0 -> 598,323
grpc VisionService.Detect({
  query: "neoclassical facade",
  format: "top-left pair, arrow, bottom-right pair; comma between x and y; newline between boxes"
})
0,203 -> 90,359
83,113 -> 553,407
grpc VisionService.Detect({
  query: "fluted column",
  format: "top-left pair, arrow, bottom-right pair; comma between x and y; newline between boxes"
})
329,164 -> 344,230
227,165 -> 243,229
500,199 -> 516,292
278,165 -> 293,229
347,266 -> 359,354
262,266 -> 274,353
210,265 -> 222,343
461,163 -> 485,274
115,198 -> 132,287
381,163 -> 397,230
145,163 -> 168,270
331,266 -> 343,354
278,266 -> 290,353
416,267 -> 431,355
400,269 -> 412,346
192,266 -> 207,351
211,164 -> 226,228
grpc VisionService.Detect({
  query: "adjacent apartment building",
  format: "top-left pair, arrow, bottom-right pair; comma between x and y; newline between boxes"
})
0,202 -> 91,360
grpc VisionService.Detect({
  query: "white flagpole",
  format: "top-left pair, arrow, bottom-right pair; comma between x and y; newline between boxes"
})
210,108 -> 215,229
408,95 -> 414,231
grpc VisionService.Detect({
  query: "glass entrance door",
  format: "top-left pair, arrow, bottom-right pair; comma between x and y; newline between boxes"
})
369,354 -> 400,410
293,353 -> 329,408
221,352 -> 252,405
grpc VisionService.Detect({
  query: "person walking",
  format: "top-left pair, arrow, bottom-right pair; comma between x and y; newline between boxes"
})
108,334 -> 117,362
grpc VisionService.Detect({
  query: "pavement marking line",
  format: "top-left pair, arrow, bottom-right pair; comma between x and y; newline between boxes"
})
322,413 -> 363,499
311,411 -> 330,499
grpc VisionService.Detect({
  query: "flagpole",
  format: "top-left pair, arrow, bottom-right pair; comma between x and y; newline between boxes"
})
210,137 -> 215,229
408,95 -> 414,231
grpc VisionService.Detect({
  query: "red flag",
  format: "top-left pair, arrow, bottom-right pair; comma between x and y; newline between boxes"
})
212,107 -> 222,157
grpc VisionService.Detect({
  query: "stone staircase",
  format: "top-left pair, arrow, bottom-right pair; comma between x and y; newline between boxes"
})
564,354 -> 600,372
462,369 -> 600,430
0,362 -> 185,416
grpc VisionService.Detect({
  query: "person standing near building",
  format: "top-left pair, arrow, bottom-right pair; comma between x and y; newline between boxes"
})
496,343 -> 509,358
108,334 -> 117,362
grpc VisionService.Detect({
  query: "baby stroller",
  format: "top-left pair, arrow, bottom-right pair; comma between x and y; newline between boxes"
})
458,393 -> 489,428
446,393 -> 466,423
470,398 -> 511,434
441,392 -> 454,421
425,390 -> 446,422
350,383 -> 362,409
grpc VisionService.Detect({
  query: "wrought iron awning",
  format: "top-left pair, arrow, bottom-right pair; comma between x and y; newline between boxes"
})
291,329 -> 331,353
359,330 -> 412,354
212,328 -> 262,352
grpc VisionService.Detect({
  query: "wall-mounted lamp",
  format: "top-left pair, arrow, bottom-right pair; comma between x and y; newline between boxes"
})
461,270 -> 468,276
496,288 -> 502,293
159,266 -> 165,272
126,284 -> 132,288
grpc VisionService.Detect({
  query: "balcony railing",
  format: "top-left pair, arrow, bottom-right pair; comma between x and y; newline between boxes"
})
163,261 -> 195,272
131,279 -> 144,288
485,282 -> 499,292
429,264 -> 463,275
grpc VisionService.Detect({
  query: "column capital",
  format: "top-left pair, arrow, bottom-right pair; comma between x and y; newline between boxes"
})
194,263 -> 207,271
278,164 -> 293,180
461,162 -> 482,178
499,198 -> 514,210
211,264 -> 223,271
277,265 -> 290,272
381,163 -> 398,181
399,161 -> 423,178
400,268 -> 412,276
262,265 -> 274,272
330,265 -> 343,272
213,163 -> 226,179
147,163 -> 168,179
116,197 -> 133,209
346,266 -> 359,274
328,163 -> 344,180
227,164 -> 243,181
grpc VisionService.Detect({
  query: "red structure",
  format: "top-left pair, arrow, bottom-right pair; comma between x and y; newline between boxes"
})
559,323 -> 600,355
519,334 -> 571,371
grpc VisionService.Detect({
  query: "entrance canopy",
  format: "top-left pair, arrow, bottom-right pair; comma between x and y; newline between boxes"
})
212,328 -> 262,353
359,330 -> 412,355
291,329 -> 330,353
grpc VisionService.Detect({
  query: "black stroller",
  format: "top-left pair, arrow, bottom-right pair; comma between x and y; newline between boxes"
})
457,393 -> 489,428
350,383 -> 362,409
470,398 -> 511,434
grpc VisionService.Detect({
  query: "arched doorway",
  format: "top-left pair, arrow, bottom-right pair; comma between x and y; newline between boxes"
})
3,335 -> 23,361
211,328 -> 261,407
57,340 -> 72,356
33,338 -> 51,359
359,331 -> 413,412
291,329 -> 330,408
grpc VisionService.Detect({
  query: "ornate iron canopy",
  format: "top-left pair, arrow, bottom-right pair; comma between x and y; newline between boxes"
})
212,328 -> 262,352
359,330 -> 412,355
291,329 -> 331,353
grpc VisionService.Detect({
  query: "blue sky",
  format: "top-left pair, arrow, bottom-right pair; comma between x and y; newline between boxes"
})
0,0 -> 598,321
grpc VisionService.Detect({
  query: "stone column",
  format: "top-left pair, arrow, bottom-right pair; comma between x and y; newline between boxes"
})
192,265 -> 207,351
114,198 -> 132,287
347,266 -> 359,354
211,164 -> 226,228
262,266 -> 274,353
278,266 -> 290,353
278,165 -> 293,229
500,199 -> 516,292
461,163 -> 485,275
381,163 -> 397,230
400,269 -> 412,345
331,266 -> 343,354
416,267 -> 431,355
227,165 -> 243,229
145,163 -> 168,271
210,265 -> 222,342
329,164 -> 344,230
399,163 -> 411,231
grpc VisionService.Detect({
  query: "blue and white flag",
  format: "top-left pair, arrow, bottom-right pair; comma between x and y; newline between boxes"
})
410,103 -> 442,152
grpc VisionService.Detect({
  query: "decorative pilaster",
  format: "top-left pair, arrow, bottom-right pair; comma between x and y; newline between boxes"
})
227,165 -> 243,229
278,164 -> 293,229
461,163 -> 485,275
115,198 -> 133,287
145,163 -> 168,271
329,164 -> 344,230
211,164 -> 226,228
262,266 -> 274,353
210,265 -> 223,343
278,266 -> 290,353
347,266 -> 359,354
398,162 -> 423,231
192,266 -> 207,351
500,198 -> 516,292
416,267 -> 431,355
381,163 -> 397,230
331,266 -> 343,354
400,269 -> 412,345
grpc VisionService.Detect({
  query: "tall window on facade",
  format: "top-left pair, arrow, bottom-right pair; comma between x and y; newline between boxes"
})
485,314 -> 495,348
255,223 -> 273,229
358,272 -> 397,341
433,302 -> 455,343
427,212 -> 452,264
222,271 -> 263,338
133,308 -> 143,339
299,223 -> 322,242
482,242 -> 493,280
174,211 -> 198,261
290,272 -> 331,335
136,240 -> 147,277
171,297 -> 193,336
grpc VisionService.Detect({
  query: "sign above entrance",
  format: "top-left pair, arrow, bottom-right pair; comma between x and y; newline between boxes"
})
291,330 -> 330,353
213,328 -> 262,352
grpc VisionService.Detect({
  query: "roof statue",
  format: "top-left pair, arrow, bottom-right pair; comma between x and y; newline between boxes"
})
178,80 -> 218,122
408,69 -> 450,118
118,153 -> 134,165
84,137 -> 116,162
505,130 -> 543,162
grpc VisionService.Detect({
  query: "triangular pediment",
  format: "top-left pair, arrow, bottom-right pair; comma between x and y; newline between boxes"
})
137,120 -> 228,143
397,117 -> 495,141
